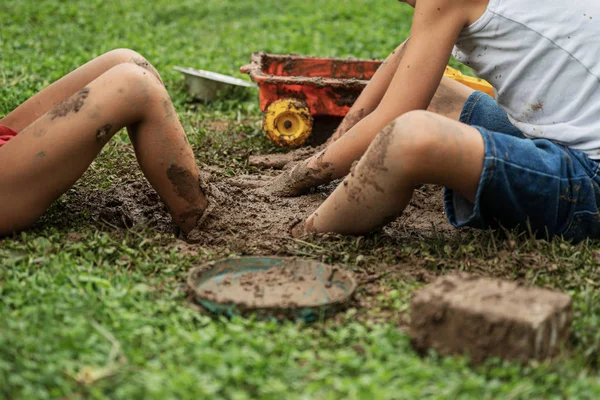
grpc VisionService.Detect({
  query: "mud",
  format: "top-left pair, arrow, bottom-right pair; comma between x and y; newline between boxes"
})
183,166 -> 451,252
131,56 -> 163,84
332,86 -> 360,107
95,124 -> 113,143
331,108 -> 365,142
163,99 -> 174,118
269,152 -> 334,197
194,261 -> 350,309
49,88 -> 90,120
46,169 -> 451,252
185,169 -> 333,252
62,177 -> 177,233
344,122 -> 395,204
42,157 -> 450,253
166,163 -> 204,205
249,146 -> 321,169
410,273 -> 573,364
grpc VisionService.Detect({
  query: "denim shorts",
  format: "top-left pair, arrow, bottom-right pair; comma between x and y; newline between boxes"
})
445,91 -> 600,242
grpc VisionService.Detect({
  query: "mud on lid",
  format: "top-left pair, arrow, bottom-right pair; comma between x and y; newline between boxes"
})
187,256 -> 357,322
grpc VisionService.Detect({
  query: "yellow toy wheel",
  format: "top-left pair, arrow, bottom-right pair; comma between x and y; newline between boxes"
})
263,98 -> 313,148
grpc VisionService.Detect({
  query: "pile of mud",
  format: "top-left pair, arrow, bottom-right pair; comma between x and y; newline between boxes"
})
51,167 -> 452,250
63,176 -> 177,234
186,171 -> 332,252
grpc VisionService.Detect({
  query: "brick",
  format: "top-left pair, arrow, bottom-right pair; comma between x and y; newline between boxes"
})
410,273 -> 572,364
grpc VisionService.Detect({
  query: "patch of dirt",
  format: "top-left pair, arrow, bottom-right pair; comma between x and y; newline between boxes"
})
186,169 -> 333,252
49,88 -> 89,120
385,184 -> 454,237
184,168 -> 451,253
64,178 -> 177,233
45,165 -> 451,252
249,145 -> 324,169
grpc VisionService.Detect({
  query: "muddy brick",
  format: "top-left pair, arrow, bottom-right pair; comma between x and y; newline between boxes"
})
410,273 -> 572,364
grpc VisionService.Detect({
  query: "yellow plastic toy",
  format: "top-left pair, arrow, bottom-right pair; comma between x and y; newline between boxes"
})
444,66 -> 495,97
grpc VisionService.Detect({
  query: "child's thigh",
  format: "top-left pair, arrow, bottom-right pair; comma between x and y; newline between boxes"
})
445,128 -> 600,241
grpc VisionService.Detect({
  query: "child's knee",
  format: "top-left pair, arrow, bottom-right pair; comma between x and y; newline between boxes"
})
103,48 -> 144,67
107,63 -> 166,101
380,111 -> 438,152
371,111 -> 441,177
103,49 -> 163,84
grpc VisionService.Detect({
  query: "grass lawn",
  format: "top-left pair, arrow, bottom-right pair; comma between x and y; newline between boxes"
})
1,0 -> 600,398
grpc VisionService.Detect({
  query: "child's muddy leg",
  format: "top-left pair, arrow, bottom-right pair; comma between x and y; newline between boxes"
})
0,63 -> 204,236
305,111 -> 484,235
126,94 -> 207,234
1,49 -> 161,132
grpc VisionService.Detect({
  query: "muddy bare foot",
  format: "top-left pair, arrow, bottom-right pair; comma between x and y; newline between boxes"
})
249,144 -> 326,169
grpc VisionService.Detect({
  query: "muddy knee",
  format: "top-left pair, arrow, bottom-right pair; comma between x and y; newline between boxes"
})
107,63 -> 167,108
370,111 -> 441,179
103,48 -> 163,84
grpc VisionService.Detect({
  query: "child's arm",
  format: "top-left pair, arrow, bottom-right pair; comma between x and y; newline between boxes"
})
271,0 -> 471,196
326,39 -> 409,144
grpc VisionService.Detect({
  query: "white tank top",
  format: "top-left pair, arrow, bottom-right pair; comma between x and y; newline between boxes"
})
452,0 -> 600,160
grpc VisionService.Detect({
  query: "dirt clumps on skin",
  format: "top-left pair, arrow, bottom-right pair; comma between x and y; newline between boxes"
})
344,122 -> 394,204
410,273 -> 573,364
331,108 -> 365,142
167,163 -> 205,205
95,124 -> 113,143
268,152 -> 334,198
49,88 -> 90,120
131,57 -> 163,84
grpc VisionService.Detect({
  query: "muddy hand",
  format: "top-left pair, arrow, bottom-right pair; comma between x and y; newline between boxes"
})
249,145 -> 325,169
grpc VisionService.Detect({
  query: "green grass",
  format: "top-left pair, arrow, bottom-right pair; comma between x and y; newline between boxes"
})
1,0 -> 600,399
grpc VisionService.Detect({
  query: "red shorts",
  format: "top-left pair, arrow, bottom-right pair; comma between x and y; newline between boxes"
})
0,124 -> 19,148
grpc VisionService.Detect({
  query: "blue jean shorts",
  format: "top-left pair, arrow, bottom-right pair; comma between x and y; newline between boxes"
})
445,91 -> 600,242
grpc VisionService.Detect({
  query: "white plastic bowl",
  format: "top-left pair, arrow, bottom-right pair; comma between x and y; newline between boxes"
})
174,66 -> 256,101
